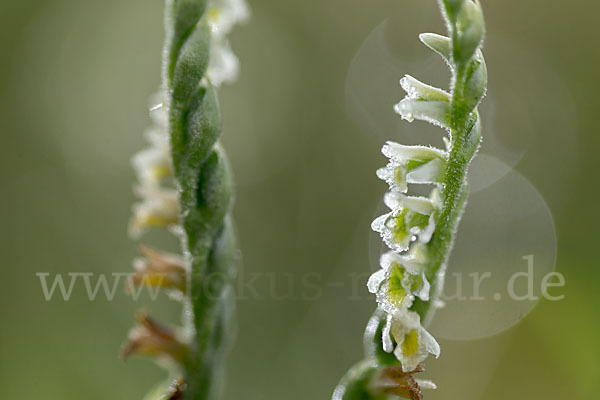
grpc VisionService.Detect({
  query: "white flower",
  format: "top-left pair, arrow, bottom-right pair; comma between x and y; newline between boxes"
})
132,135 -> 172,186
129,185 -> 180,238
377,142 -> 447,193
368,249 -> 431,314
400,75 -> 449,102
148,97 -> 168,128
371,192 -> 438,252
394,98 -> 450,129
394,74 -> 451,130
207,39 -> 240,87
382,311 -> 440,372
132,102 -> 173,186
205,0 -> 249,86
207,0 -> 250,40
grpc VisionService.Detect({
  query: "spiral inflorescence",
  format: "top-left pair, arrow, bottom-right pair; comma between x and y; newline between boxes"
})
123,1 -> 248,399
333,1 -> 487,399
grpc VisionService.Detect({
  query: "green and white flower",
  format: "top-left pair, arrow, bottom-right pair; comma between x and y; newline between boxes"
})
382,311 -> 440,372
377,142 -> 447,193
371,192 -> 438,252
399,75 -> 450,103
207,39 -> 241,87
368,249 -> 431,314
333,1 -> 488,396
129,185 -> 180,238
394,75 -> 451,130
207,0 -> 250,39
132,129 -> 172,186
206,0 -> 250,86
131,101 -> 173,186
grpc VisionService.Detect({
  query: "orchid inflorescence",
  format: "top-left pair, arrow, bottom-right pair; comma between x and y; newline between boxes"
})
121,0 -> 249,399
333,1 -> 487,399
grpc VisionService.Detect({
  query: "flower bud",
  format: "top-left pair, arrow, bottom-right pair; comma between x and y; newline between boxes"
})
463,50 -> 487,111
419,33 -> 451,66
464,111 -> 482,156
400,75 -> 450,102
442,0 -> 466,22
454,0 -> 485,65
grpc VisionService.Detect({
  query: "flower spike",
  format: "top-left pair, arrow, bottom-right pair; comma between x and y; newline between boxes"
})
123,0 -> 248,398
333,0 -> 487,397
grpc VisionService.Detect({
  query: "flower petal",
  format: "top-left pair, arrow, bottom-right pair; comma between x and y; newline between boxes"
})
400,75 -> 450,102
394,99 -> 450,130
207,39 -> 240,87
367,269 -> 387,294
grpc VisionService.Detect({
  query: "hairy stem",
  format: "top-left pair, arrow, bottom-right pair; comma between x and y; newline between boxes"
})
165,1 -> 236,398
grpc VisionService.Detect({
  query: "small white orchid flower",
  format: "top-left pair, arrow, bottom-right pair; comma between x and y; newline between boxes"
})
400,75 -> 450,102
368,249 -> 431,314
129,185 -> 180,238
382,311 -> 440,372
207,0 -> 250,40
204,0 -> 249,86
132,101 -> 173,185
148,98 -> 168,128
377,142 -> 447,193
132,141 -> 173,186
371,192 -> 438,252
394,74 -> 451,130
207,39 -> 241,87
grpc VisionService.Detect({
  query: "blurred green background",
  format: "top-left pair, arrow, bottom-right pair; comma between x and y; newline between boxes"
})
1,0 -> 598,399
